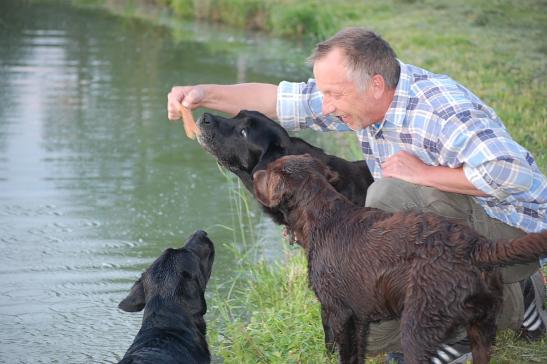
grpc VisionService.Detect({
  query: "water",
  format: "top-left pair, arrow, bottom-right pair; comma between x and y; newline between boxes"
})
0,1 -> 313,362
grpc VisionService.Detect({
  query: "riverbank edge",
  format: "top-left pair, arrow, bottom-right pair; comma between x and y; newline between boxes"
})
67,0 -> 347,41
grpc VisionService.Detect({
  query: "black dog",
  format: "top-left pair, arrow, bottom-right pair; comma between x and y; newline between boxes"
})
196,110 -> 373,351
196,110 -> 373,226
253,154 -> 547,364
117,230 -> 215,364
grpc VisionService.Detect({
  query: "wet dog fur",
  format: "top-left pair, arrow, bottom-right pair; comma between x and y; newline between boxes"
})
253,154 -> 547,364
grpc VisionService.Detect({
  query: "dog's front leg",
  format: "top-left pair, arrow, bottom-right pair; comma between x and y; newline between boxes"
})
320,304 -> 336,354
329,308 -> 358,364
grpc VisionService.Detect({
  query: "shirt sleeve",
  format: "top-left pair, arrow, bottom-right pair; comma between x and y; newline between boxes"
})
439,112 -> 534,201
276,79 -> 351,132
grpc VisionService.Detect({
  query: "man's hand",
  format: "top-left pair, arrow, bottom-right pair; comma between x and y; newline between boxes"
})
381,151 -> 429,185
167,86 -> 205,121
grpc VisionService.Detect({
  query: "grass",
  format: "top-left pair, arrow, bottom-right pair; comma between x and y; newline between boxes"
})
207,238 -> 547,364
208,251 -> 336,363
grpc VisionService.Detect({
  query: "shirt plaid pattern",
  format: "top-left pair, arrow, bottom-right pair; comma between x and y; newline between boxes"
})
276,61 -> 546,233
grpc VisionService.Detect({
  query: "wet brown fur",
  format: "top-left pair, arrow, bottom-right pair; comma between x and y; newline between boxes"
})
253,155 -> 547,364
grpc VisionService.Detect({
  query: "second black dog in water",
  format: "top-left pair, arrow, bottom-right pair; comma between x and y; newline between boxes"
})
117,230 -> 215,364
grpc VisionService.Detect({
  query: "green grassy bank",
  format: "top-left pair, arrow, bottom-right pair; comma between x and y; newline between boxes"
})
208,243 -> 546,363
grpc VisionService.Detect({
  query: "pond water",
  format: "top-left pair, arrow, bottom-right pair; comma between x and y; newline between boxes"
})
0,1 -> 315,362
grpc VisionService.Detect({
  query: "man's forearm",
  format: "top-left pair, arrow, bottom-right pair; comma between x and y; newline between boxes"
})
201,83 -> 278,118
421,165 -> 488,196
381,151 -> 488,196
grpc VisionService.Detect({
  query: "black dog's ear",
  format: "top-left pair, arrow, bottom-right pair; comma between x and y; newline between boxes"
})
118,277 -> 146,312
184,286 -> 208,317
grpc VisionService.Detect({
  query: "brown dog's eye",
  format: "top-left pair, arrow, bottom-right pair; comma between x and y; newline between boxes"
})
240,129 -> 247,138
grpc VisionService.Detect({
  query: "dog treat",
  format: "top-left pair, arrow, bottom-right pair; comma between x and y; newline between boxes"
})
179,105 -> 199,139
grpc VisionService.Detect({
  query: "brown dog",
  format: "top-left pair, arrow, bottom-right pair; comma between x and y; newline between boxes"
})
253,154 -> 547,364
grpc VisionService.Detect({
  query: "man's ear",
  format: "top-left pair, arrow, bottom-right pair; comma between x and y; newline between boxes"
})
371,74 -> 386,99
118,277 -> 145,312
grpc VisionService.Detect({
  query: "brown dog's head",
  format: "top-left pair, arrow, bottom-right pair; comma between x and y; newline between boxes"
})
118,230 -> 215,316
253,154 -> 339,208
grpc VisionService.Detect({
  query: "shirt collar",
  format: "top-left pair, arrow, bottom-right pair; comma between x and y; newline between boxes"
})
380,60 -> 411,128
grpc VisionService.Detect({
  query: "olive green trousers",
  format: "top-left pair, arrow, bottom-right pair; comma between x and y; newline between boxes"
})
363,178 -> 539,354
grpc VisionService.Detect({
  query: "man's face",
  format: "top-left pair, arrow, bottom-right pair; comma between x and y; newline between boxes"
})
313,48 -> 378,131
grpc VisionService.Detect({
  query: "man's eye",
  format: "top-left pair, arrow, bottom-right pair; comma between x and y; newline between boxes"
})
241,129 -> 247,138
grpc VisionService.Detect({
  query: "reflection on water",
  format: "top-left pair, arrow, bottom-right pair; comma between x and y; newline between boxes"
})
0,1 -> 311,362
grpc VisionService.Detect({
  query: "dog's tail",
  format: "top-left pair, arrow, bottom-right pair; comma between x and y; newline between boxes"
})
471,230 -> 547,268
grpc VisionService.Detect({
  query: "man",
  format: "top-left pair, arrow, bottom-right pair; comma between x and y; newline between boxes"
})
167,27 -> 546,363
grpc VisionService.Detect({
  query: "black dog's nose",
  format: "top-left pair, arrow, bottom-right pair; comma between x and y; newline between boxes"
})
192,230 -> 208,239
185,230 -> 209,248
200,113 -> 213,125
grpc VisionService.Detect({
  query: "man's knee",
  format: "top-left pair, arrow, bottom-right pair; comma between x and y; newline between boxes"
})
365,178 -> 420,212
497,282 -> 525,330
366,178 -> 473,222
367,320 -> 402,354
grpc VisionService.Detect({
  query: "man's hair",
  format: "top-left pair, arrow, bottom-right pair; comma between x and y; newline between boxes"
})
308,27 -> 400,90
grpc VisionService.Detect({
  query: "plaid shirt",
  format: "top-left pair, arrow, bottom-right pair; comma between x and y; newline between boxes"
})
276,61 -> 546,233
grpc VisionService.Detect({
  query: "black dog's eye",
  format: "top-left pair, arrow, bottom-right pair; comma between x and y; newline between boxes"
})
240,128 -> 247,138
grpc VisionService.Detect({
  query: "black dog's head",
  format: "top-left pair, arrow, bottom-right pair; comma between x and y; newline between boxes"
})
196,110 -> 373,227
118,230 -> 215,317
197,110 -> 291,185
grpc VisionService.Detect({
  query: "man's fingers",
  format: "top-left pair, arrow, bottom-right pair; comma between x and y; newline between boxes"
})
167,100 -> 182,120
167,86 -> 203,121
182,88 -> 201,109
167,89 -> 184,120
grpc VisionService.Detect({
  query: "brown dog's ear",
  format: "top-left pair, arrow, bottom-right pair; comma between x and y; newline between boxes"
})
253,170 -> 272,206
253,169 -> 285,207
325,166 -> 339,185
118,277 -> 145,312
299,154 -> 338,185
